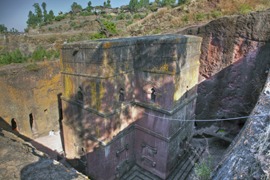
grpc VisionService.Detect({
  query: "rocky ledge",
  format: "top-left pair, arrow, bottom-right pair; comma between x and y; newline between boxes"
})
0,127 -> 88,180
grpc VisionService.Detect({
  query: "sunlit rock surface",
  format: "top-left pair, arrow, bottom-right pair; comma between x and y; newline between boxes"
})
0,61 -> 62,138
0,128 -> 88,180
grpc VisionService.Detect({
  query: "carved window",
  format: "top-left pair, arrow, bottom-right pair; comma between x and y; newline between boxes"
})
119,88 -> 124,102
151,88 -> 156,102
11,118 -> 17,131
29,113 -> 34,130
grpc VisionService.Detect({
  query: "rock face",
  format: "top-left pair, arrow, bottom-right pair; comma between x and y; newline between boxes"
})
0,61 -> 62,137
179,9 -> 270,179
180,10 -> 270,123
212,71 -> 270,179
0,126 -> 88,180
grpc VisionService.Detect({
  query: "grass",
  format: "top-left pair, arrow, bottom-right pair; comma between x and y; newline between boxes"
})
31,47 -> 60,61
239,4 -> 252,14
0,47 -> 60,65
194,12 -> 207,21
25,63 -> 40,71
195,156 -> 212,180
0,49 -> 27,65
211,10 -> 223,19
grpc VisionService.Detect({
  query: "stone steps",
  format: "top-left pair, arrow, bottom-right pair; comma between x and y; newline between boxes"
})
121,147 -> 204,180
167,147 -> 204,180
121,165 -> 161,180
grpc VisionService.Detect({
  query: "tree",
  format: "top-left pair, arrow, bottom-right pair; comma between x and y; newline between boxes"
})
71,2 -> 82,13
47,10 -> 55,22
27,11 -> 38,28
87,1 -> 93,12
104,0 -> 111,8
139,0 -> 149,8
9,28 -> 18,33
178,0 -> 188,5
161,0 -> 176,6
129,0 -> 139,12
27,2 -> 55,28
88,1 -> 92,7
33,3 -> 43,25
41,2 -> 48,23
0,24 -> 7,33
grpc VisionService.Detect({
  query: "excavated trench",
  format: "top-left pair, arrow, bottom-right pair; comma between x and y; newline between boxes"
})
1,9 -> 270,179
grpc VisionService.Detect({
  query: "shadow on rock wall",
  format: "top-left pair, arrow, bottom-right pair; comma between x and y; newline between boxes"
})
195,42 -> 270,128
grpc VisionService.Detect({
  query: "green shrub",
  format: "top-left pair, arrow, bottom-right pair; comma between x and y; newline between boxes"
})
0,49 -> 27,65
102,20 -> 117,35
195,157 -> 212,180
102,14 -> 113,20
89,33 -> 106,40
31,47 -> 59,61
194,13 -> 206,21
126,14 -> 132,20
55,15 -> 65,21
70,21 -> 76,28
116,13 -> 126,20
178,0 -> 190,5
80,11 -> 92,16
31,46 -> 47,61
47,49 -> 60,59
182,15 -> 189,23
133,13 -> 146,19
126,20 -> 133,26
211,10 -> 223,18
239,4 -> 252,14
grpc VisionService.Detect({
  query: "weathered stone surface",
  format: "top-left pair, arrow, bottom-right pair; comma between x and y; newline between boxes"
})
0,128 -> 88,180
179,10 -> 270,123
212,71 -> 270,180
61,35 -> 202,179
0,61 -> 62,137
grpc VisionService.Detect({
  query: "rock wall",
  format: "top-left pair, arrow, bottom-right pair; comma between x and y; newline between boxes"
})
212,68 -> 270,179
179,10 -> 270,123
0,61 -> 62,138
179,9 -> 270,179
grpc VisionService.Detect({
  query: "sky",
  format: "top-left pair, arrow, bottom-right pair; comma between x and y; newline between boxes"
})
0,0 -> 133,32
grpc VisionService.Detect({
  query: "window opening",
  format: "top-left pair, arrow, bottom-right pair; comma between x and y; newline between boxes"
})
119,88 -> 124,102
29,113 -> 34,130
151,88 -> 156,102
11,118 -> 18,131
